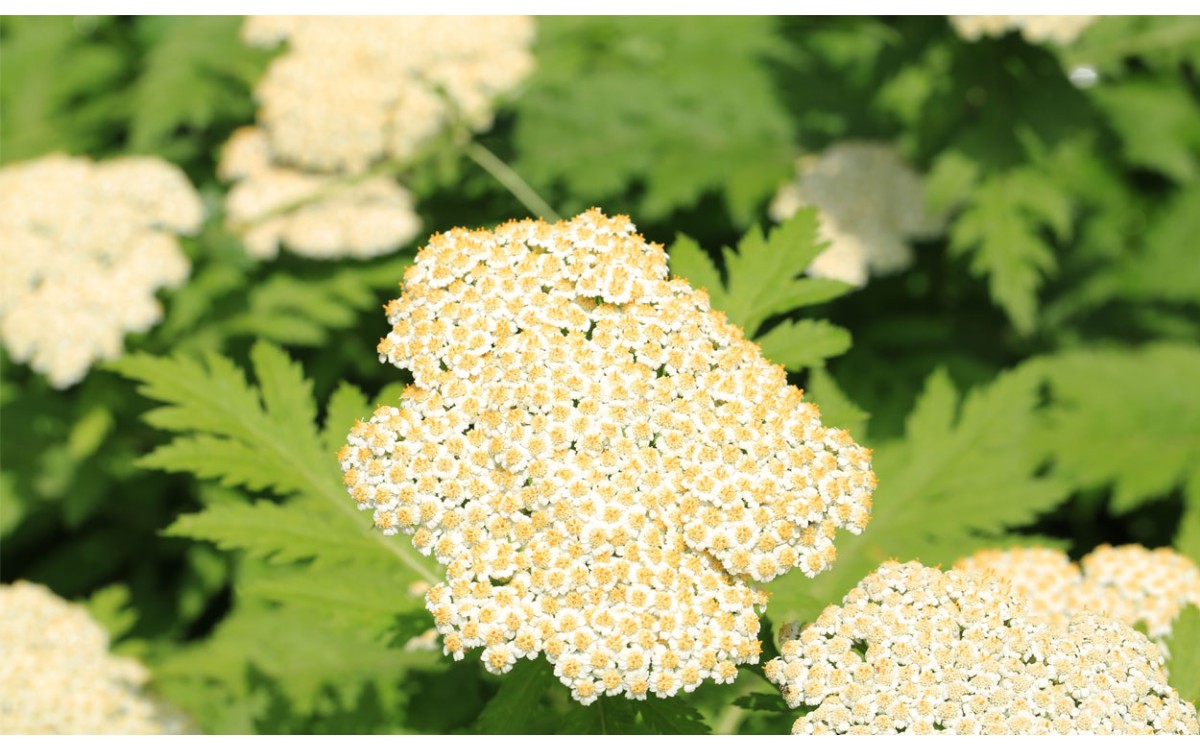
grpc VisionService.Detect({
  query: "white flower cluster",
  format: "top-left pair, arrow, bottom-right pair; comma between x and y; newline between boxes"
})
957,544 -> 1200,642
764,561 -> 1199,735
0,154 -> 201,388
950,16 -> 1097,45
0,581 -> 188,734
769,142 -> 943,287
242,16 -> 535,173
219,127 -> 421,260
340,209 -> 876,704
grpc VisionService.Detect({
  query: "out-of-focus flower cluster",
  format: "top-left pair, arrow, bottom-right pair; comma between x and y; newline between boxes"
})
0,154 -> 201,388
0,581 -> 188,734
769,142 -> 943,287
242,15 -> 535,173
764,561 -> 1199,735
957,544 -> 1200,643
340,209 -> 876,704
222,16 -> 534,261
219,127 -> 421,260
950,16 -> 1097,45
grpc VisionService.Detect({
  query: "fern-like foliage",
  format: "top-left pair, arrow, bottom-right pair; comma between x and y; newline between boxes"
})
1033,345 -> 1200,523
668,210 -> 853,372
113,342 -> 442,728
512,16 -> 794,224
768,366 -> 1068,624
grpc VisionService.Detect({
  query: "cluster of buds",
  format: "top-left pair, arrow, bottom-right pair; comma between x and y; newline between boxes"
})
769,142 -> 943,287
340,209 -> 875,703
957,544 -> 1200,645
949,16 -> 1098,45
219,16 -> 535,261
0,582 -> 188,734
0,154 -> 201,388
765,561 -> 1199,735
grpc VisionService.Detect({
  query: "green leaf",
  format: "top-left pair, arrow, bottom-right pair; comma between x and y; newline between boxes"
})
948,168 -> 1070,334
804,367 -> 869,439
768,366 -> 1067,625
668,212 -> 853,373
1165,605 -> 1200,705
513,17 -> 794,223
112,342 -> 439,584
635,696 -> 711,735
1035,344 -> 1200,515
733,691 -> 792,713
756,319 -> 852,372
86,584 -> 137,641
474,659 -> 559,734
128,17 -> 267,159
561,696 -> 639,734
1091,78 -> 1200,183
0,16 -> 128,161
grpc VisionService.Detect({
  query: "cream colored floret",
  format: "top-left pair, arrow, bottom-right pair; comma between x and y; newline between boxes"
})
0,154 -> 201,388
340,209 -> 876,704
769,142 -> 943,286
765,561 -> 1198,735
0,581 -> 188,734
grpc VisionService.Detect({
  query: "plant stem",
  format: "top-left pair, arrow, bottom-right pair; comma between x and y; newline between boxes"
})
465,141 -> 562,222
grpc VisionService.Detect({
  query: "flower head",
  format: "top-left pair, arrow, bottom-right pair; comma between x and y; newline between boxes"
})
340,209 -> 875,703
764,561 -> 1198,734
957,544 -> 1200,645
769,142 -> 942,287
950,16 -> 1097,45
0,154 -> 201,388
219,127 -> 421,260
0,581 -> 188,734
243,16 -> 535,174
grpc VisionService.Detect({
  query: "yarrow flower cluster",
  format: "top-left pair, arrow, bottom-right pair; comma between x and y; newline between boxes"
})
340,209 -> 876,704
0,581 -> 188,734
957,544 -> 1200,643
949,16 -> 1098,45
242,16 -> 535,174
219,127 -> 421,260
769,142 -> 943,287
764,561 -> 1199,735
0,154 -> 201,388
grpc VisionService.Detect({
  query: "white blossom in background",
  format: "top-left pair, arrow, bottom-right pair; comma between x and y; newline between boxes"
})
339,209 -> 876,704
0,581 -> 189,734
242,16 -> 536,173
765,561 -> 1199,735
0,154 -> 201,388
956,543 -> 1200,646
950,16 -> 1098,45
769,142 -> 943,287
218,127 -> 421,260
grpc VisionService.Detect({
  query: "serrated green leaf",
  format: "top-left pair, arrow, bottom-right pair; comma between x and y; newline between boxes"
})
561,696 -> 639,734
322,382 -> 371,455
474,659 -> 559,734
1035,344 -> 1200,515
756,319 -> 851,372
513,17 -> 794,223
668,212 -> 852,373
949,168 -> 1069,334
1165,605 -> 1200,704
1092,78 -> 1200,183
769,366 -> 1067,625
804,367 -> 869,439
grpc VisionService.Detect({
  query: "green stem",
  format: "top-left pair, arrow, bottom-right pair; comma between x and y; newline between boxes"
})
465,141 -> 562,222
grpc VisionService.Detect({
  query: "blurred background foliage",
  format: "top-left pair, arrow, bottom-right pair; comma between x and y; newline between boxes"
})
1,15 -> 1198,734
